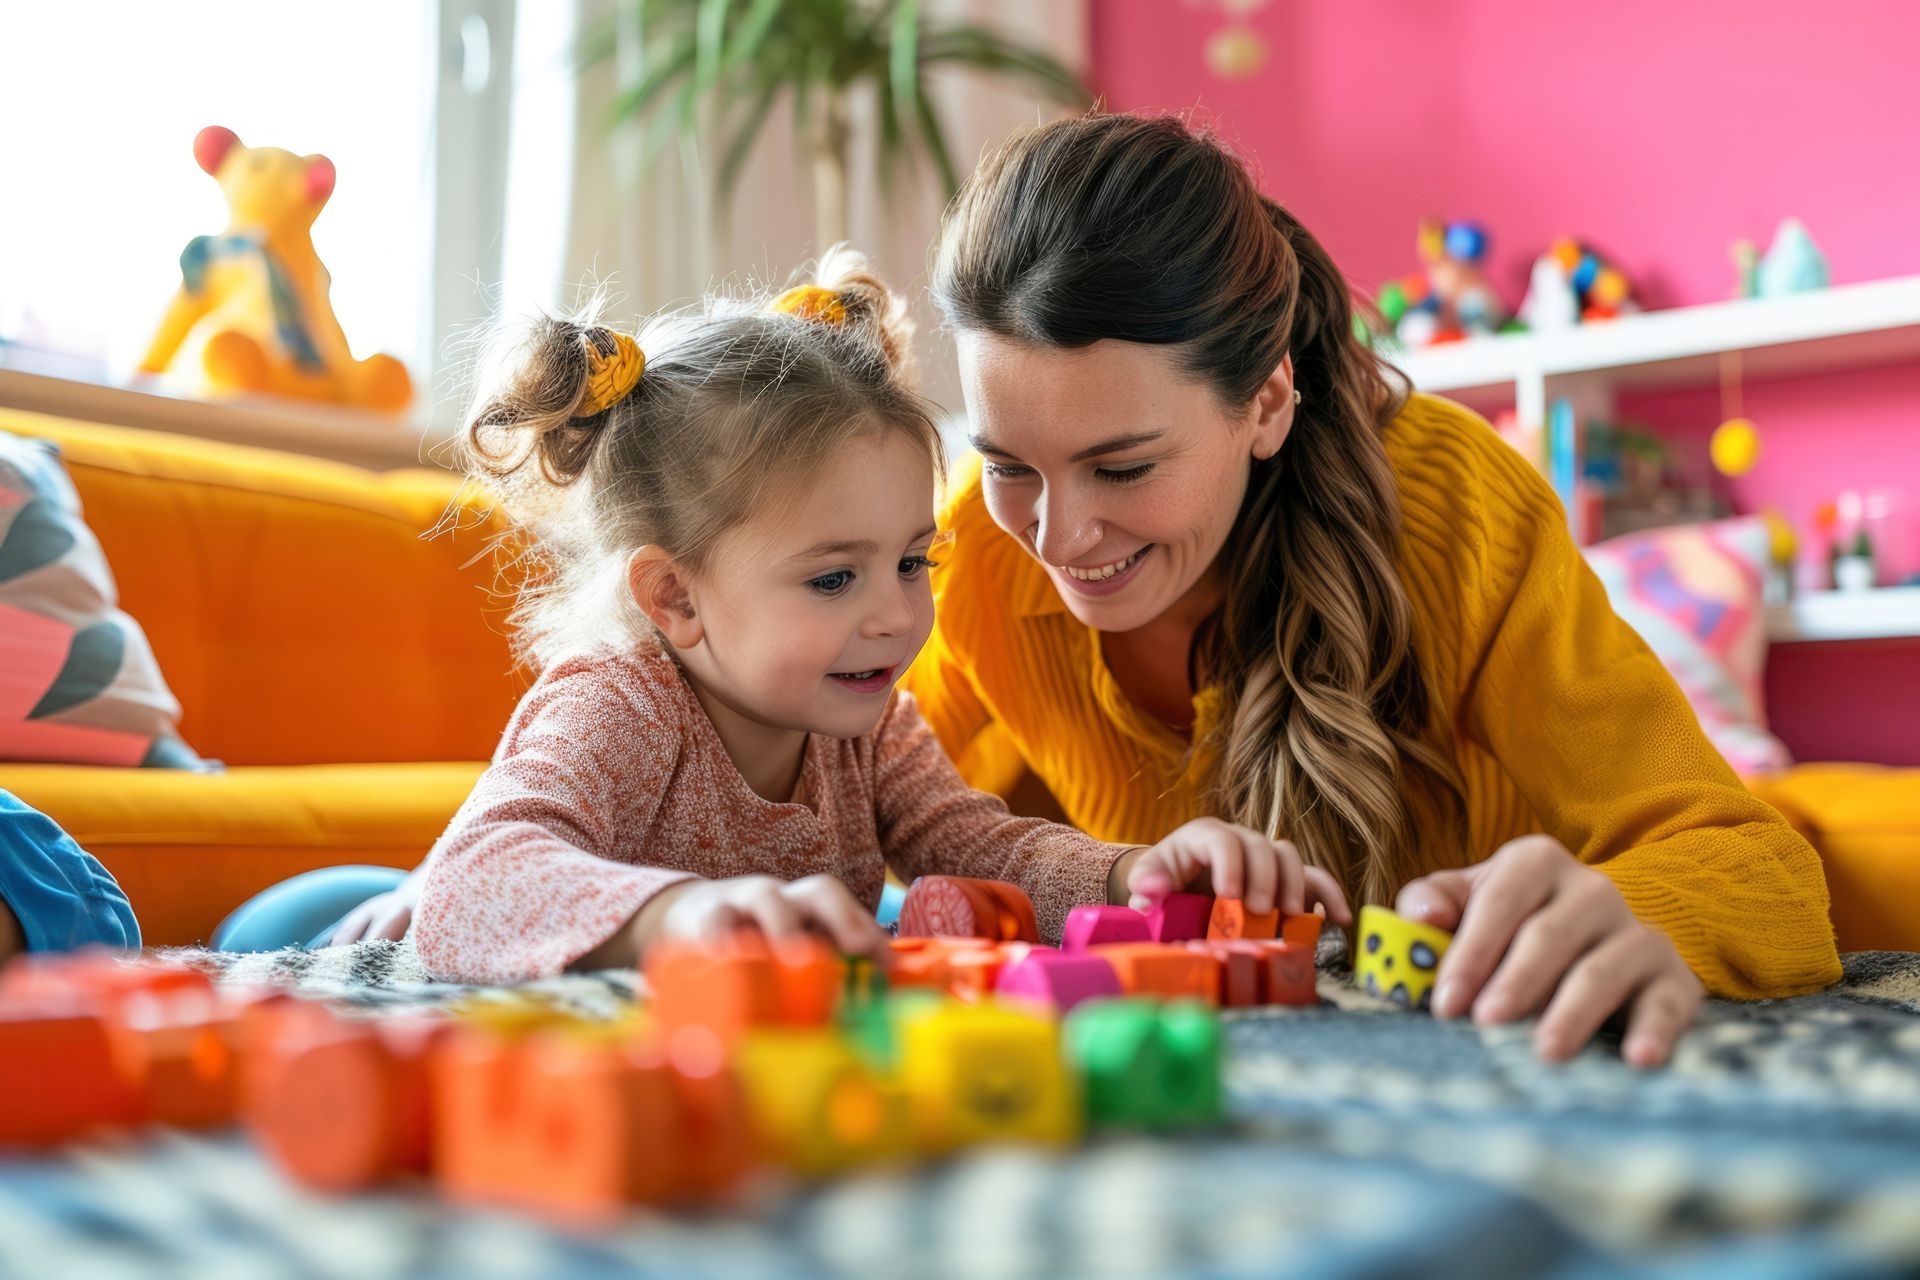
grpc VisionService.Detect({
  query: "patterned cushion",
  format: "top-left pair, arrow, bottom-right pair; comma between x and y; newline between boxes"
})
0,432 -> 204,769
1583,516 -> 1791,775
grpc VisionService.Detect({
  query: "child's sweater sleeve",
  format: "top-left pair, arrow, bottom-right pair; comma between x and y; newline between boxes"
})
414,657 -> 695,984
871,691 -> 1131,943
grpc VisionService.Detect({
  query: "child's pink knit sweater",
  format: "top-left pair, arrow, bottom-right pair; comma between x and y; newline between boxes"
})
414,646 -> 1126,983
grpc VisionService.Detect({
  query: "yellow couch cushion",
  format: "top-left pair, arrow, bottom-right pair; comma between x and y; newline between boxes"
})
1748,764 -> 1920,954
0,761 -> 485,947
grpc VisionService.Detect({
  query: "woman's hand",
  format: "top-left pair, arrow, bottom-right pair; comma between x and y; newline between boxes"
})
1108,817 -> 1353,925
1395,835 -> 1703,1067
328,870 -> 424,946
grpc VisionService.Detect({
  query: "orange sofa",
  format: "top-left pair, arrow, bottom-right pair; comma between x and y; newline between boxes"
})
0,408 -> 526,946
0,407 -> 1912,954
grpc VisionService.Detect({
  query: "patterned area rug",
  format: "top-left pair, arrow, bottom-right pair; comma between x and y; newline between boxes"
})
2,942 -> 1917,1279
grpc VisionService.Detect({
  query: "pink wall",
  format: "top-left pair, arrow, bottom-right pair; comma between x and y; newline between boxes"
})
1092,0 -> 1920,765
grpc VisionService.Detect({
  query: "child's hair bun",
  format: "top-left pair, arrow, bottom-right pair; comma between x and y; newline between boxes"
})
803,243 -> 917,387
468,316 -> 621,488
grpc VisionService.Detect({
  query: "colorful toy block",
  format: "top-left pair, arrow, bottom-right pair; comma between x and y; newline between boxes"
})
1063,999 -> 1222,1132
1086,943 -> 1219,1004
1206,898 -> 1279,942
1061,904 -> 1152,952
246,1015 -> 439,1192
994,951 -> 1123,1013
1184,942 -> 1261,1008
108,994 -> 242,1130
659,1028 -> 756,1198
1353,906 -> 1452,1011
1144,893 -> 1214,943
0,1001 -> 142,1146
897,876 -> 1039,943
1,951 -> 212,1008
1281,912 -> 1324,949
645,934 -> 837,1047
1250,940 -> 1319,1006
895,1001 -> 1079,1151
734,1029 -> 909,1176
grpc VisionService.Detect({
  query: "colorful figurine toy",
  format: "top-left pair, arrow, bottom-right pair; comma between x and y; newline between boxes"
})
138,126 -> 412,414
1352,906 -> 1453,1011
1377,218 -> 1510,346
1519,238 -> 1639,328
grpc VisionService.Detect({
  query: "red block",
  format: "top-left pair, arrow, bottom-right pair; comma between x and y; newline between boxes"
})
1185,943 -> 1261,1008
0,1001 -> 142,1147
1218,940 -> 1318,1006
109,993 -> 242,1130
1061,905 -> 1151,952
1087,944 -> 1218,1004
898,876 -> 1039,943
2,952 -> 211,1008
1144,893 -> 1214,943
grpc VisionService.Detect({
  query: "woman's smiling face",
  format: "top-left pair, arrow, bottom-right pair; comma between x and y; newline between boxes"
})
956,333 -> 1294,633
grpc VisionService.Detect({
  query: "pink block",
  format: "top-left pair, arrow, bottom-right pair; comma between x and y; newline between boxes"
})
994,952 -> 1122,1013
1145,893 -> 1214,943
1060,905 -> 1151,953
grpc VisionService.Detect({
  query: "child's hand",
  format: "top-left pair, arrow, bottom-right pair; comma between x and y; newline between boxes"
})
328,872 -> 424,946
1108,817 -> 1353,924
1395,835 -> 1704,1067
644,874 -> 891,960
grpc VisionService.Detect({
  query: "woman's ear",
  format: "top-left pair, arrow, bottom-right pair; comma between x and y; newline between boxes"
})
1248,352 -> 1297,462
628,546 -> 703,650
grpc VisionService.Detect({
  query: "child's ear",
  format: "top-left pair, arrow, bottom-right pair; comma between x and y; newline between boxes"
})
1248,351 -> 1297,462
628,546 -> 702,649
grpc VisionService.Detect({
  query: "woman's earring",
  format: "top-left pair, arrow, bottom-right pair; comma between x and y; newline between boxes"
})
1293,389 -> 1302,405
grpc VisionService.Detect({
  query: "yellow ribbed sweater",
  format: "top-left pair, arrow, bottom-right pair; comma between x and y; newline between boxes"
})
905,393 -> 1841,1000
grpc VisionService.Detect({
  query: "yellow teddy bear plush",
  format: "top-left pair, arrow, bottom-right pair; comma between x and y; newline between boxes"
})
138,126 -> 411,415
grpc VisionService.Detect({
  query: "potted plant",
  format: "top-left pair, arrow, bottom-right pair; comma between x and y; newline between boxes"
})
585,0 -> 1091,246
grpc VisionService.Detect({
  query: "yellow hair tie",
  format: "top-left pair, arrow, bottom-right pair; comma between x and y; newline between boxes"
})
769,285 -> 849,326
580,329 -> 645,417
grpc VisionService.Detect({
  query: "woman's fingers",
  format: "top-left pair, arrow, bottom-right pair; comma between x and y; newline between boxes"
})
1302,865 -> 1352,926
1393,868 -> 1472,933
1201,828 -> 1247,902
1235,831 -> 1278,914
1431,840 -> 1561,1020
1533,930 -> 1665,1061
1621,971 -> 1703,1068
1470,884 -> 1615,1023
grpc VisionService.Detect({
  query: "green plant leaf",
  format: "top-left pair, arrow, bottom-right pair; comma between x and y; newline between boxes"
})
913,80 -> 958,196
888,0 -> 921,125
604,35 -> 697,129
718,77 -> 785,198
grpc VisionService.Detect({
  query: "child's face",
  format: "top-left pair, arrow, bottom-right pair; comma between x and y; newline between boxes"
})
687,429 -> 940,740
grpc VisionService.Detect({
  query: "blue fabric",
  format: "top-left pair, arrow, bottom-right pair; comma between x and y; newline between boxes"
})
877,881 -> 905,928
210,865 -> 409,953
0,790 -> 139,952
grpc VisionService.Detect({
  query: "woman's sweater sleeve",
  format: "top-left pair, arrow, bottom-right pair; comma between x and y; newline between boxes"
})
1451,434 -> 1841,999
871,692 -> 1130,943
413,659 -> 694,984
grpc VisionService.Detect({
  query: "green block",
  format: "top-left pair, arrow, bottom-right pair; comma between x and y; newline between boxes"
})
1063,997 -> 1223,1132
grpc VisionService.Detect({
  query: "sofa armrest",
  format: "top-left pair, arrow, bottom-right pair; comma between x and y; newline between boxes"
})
1,409 -> 525,766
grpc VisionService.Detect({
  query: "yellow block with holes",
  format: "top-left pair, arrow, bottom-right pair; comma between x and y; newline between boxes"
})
1353,906 -> 1453,1011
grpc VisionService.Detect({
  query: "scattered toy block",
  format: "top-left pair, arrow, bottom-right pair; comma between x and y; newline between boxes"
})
1,951 -> 211,1008
897,876 -> 1039,943
895,1001 -> 1078,1151
1353,906 -> 1451,1011
1144,893 -> 1214,943
0,1001 -> 142,1146
942,948 -> 1008,1002
1250,939 -> 1319,1006
1206,899 -> 1279,942
1086,943 -> 1218,1004
1063,998 -> 1223,1132
1281,912 -> 1324,949
1185,942 -> 1261,1008
735,1029 -> 909,1176
645,933 -> 836,1047
246,1015 -> 439,1192
1061,905 -> 1152,952
659,1028 -> 755,1198
994,951 -> 1123,1013
109,993 -> 242,1130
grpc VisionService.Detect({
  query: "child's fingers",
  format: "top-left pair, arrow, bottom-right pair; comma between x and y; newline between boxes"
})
1268,839 -> 1303,917
370,905 -> 413,942
1302,866 -> 1353,925
1234,831 -> 1278,914
1125,851 -> 1178,909
739,885 -> 807,939
782,876 -> 889,959
327,909 -> 369,948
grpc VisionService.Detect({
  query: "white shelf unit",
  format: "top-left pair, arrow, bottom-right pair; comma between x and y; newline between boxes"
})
1766,586 -> 1920,644
1389,276 -> 1920,646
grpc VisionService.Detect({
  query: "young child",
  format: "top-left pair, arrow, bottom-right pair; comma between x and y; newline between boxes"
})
412,249 -> 1349,985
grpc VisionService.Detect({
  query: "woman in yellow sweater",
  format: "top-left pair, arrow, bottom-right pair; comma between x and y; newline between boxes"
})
909,112 -> 1841,1068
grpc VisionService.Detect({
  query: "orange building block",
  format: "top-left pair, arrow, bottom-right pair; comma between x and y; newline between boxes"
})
245,1014 -> 439,1193
1207,899 -> 1279,942
1281,913 -> 1324,949
1185,943 -> 1261,1008
645,934 -> 839,1047
0,1001 -> 143,1146
1086,944 -> 1219,1004
1,951 -> 212,1008
660,1029 -> 755,1199
1217,940 -> 1318,1006
108,994 -> 243,1130
898,877 -> 1039,943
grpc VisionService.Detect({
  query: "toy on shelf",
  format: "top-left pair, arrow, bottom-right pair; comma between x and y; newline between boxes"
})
1376,218 -> 1511,347
1738,217 -> 1829,298
1352,906 -> 1453,1011
138,125 -> 412,415
1519,237 -> 1640,331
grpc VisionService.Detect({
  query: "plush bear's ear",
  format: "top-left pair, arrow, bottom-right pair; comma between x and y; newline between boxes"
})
194,126 -> 240,176
305,155 -> 336,205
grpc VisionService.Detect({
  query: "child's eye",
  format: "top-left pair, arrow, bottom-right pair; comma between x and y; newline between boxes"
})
899,555 -> 940,579
809,570 -> 854,596
983,462 -> 1033,480
1097,463 -> 1155,485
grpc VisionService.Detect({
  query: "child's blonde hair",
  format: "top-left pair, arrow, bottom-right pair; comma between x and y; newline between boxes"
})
462,246 -> 940,668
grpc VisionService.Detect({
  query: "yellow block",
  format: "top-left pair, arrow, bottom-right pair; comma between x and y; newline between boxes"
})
734,1030 -> 909,1176
895,1001 -> 1079,1152
1353,906 -> 1453,1011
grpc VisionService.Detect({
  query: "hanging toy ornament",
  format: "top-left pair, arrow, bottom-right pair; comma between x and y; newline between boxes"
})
1710,351 -> 1761,478
1201,0 -> 1269,80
